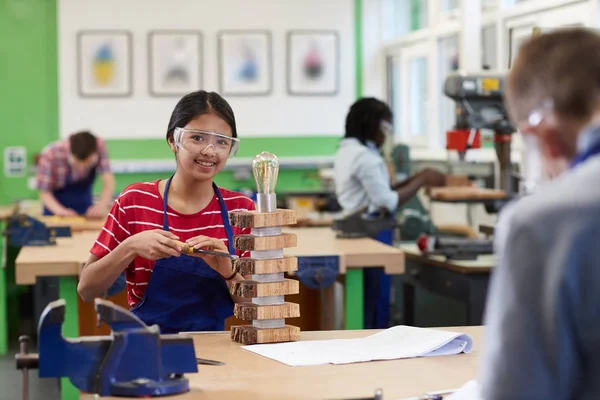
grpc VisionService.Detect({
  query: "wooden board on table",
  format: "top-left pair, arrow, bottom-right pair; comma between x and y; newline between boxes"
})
427,186 -> 506,200
231,324 -> 300,345
229,209 -> 297,228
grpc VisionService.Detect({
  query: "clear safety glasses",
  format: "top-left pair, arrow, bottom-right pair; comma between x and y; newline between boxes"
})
380,120 -> 393,136
173,127 -> 240,158
520,99 -> 554,131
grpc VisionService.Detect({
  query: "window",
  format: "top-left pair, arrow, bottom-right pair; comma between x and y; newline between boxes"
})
408,57 -> 428,138
388,55 -> 402,137
482,25 -> 497,70
438,35 -> 460,145
382,0 -> 412,40
441,0 -> 460,13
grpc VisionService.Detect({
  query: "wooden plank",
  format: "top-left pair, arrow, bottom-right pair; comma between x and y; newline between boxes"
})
229,209 -> 297,228
231,324 -> 300,344
230,279 -> 299,298
233,256 -> 298,275
233,233 -> 297,251
427,186 -> 506,200
234,302 -> 300,320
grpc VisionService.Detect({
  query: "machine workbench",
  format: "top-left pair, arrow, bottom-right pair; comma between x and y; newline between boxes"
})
399,244 -> 494,326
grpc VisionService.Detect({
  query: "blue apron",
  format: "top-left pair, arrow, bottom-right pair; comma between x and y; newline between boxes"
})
130,177 -> 236,333
42,162 -> 97,216
363,214 -> 393,330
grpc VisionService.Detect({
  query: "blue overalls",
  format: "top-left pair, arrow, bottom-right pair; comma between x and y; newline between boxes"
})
42,163 -> 97,216
130,176 -> 236,333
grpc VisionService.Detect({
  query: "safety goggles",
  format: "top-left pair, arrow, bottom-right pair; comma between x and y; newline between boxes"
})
380,120 -> 393,136
173,127 -> 240,158
519,99 -> 554,131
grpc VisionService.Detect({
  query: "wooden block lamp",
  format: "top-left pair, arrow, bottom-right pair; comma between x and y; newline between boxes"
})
228,152 -> 301,345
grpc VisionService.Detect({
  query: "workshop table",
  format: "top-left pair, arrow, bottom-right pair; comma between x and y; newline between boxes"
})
400,244 -> 493,326
15,229 -> 404,400
97,326 -> 483,400
284,227 -> 404,330
38,216 -> 105,232
0,206 -> 15,355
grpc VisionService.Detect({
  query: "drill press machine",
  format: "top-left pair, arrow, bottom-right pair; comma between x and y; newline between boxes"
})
444,72 -> 516,198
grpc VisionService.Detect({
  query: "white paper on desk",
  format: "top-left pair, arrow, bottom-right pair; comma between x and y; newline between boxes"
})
242,325 -> 474,367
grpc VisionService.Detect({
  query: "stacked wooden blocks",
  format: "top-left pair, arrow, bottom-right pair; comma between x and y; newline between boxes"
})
227,151 -> 301,345
228,208 -> 301,344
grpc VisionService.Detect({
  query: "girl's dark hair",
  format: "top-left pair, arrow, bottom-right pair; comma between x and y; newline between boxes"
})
166,90 -> 237,142
344,97 -> 392,145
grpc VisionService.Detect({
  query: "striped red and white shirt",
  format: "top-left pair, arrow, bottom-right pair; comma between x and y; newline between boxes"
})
90,180 -> 256,307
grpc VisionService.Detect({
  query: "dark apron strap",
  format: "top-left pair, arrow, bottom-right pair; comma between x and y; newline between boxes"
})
161,177 -> 234,255
213,182 -> 235,255
162,176 -> 174,231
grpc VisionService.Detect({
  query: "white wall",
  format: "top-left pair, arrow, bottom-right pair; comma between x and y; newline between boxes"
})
58,0 -> 355,140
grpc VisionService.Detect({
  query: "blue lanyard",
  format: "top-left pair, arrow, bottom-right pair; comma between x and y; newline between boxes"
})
571,139 -> 600,169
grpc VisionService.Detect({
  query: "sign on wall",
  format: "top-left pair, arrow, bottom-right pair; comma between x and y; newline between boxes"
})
4,146 -> 27,177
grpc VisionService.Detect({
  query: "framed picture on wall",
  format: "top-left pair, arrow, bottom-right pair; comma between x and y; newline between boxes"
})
217,30 -> 272,96
77,30 -> 132,98
286,30 -> 339,96
148,30 -> 203,97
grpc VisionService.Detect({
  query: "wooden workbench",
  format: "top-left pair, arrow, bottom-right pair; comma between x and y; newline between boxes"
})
285,227 -> 404,275
400,244 -> 494,326
99,326 -> 482,400
38,216 -> 105,232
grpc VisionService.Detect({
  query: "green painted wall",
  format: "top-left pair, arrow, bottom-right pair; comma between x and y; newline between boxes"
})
0,2 -> 351,206
0,0 -> 59,205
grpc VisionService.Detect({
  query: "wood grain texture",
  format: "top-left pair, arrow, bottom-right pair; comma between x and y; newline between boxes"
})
427,186 -> 506,200
233,256 -> 298,275
233,233 -> 297,251
231,325 -> 300,344
230,279 -> 299,298
234,302 -> 300,320
229,209 -> 297,228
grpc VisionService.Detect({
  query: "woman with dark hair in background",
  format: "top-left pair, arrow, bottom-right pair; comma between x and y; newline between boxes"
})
77,90 -> 256,334
334,97 -> 446,329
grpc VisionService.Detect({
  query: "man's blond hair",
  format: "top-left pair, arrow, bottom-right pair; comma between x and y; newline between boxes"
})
507,28 -> 600,126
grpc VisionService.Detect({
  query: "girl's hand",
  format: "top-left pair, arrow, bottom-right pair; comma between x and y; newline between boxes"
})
185,235 -> 234,278
126,229 -> 182,260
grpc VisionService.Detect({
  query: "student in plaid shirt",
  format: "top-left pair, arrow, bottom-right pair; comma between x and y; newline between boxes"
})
37,131 -> 115,218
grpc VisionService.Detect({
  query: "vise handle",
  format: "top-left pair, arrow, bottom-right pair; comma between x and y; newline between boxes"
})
15,335 -> 40,400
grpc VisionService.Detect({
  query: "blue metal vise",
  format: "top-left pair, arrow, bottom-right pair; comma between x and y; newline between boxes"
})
16,298 -> 198,398
6,213 -> 72,246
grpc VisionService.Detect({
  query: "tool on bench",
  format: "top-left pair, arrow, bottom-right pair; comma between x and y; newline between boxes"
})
178,241 -> 239,259
4,213 -> 71,246
332,206 -> 396,239
417,233 -> 493,260
15,298 -> 199,399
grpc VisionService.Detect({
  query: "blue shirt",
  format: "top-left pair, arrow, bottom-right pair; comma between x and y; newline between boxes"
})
480,125 -> 600,400
333,138 -> 399,214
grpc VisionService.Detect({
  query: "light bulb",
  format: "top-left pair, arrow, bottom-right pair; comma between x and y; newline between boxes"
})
252,151 -> 279,212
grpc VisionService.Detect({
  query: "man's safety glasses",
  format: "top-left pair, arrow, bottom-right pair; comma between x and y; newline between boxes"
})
173,127 -> 240,158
